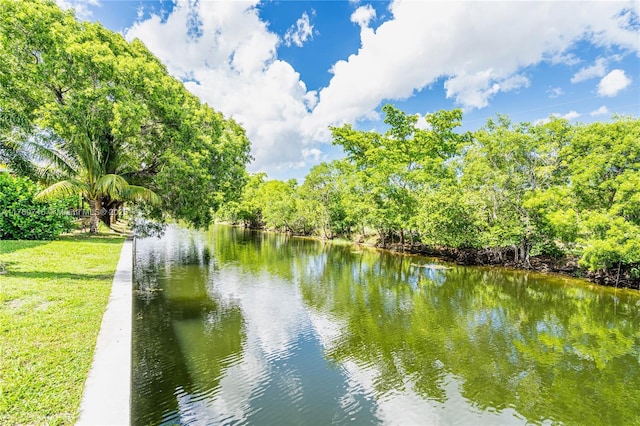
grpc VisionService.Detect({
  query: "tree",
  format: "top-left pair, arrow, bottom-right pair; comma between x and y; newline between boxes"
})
217,172 -> 266,228
298,160 -> 361,238
0,0 -> 251,229
561,117 -> 640,273
258,179 -> 300,233
415,184 -> 484,249
150,105 -> 251,228
0,134 -> 37,181
35,137 -> 158,233
461,116 -> 571,265
331,104 -> 465,247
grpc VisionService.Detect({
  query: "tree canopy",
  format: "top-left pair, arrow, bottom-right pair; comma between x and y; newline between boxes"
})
218,105 -> 640,285
0,0 -> 251,229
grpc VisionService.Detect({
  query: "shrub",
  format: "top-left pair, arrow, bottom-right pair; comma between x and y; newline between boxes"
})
0,173 -> 73,239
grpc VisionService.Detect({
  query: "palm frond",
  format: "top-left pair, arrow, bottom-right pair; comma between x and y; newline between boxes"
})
25,133 -> 79,176
35,166 -> 71,186
122,185 -> 161,205
0,137 -> 37,179
66,136 -> 102,184
35,179 -> 88,200
94,174 -> 130,198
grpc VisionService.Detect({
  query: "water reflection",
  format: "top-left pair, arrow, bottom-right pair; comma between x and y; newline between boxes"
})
132,225 -> 640,425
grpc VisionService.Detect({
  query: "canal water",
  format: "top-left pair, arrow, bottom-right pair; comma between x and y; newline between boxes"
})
132,225 -> 640,425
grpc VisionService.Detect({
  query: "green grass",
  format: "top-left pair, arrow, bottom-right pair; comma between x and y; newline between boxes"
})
0,234 -> 125,425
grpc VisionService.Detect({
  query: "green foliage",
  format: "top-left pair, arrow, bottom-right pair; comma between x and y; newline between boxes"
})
416,185 -> 484,248
152,105 -> 250,228
562,117 -> 640,270
579,213 -> 640,271
299,160 -> 362,237
227,173 -> 268,228
220,161 -> 369,238
0,173 -> 73,240
331,104 -> 465,243
33,135 -> 160,233
0,0 -> 251,229
461,116 -> 572,262
214,102 -> 639,278
218,104 -> 639,279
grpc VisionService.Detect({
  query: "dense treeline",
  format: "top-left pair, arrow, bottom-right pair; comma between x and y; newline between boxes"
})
1,2 -> 636,285
219,105 -> 640,286
0,0 -> 251,232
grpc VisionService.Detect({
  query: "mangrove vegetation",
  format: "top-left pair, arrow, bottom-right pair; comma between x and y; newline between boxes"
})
218,106 -> 640,288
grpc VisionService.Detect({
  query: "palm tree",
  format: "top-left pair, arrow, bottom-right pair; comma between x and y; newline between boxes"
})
35,136 -> 159,234
1,127 -> 38,180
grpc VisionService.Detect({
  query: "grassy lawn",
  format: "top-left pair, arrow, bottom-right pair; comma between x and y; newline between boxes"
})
0,234 -> 125,425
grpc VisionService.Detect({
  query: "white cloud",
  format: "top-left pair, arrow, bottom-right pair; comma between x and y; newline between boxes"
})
560,110 -> 581,121
443,71 -> 530,109
571,57 -> 608,83
351,5 -> 376,28
55,0 -> 98,19
546,51 -> 581,66
590,105 -> 610,116
284,11 -> 314,48
124,0 -> 640,177
597,69 -> 632,97
302,148 -> 323,163
547,87 -> 565,98
290,148 -> 325,169
306,0 -> 640,136
415,113 -> 431,130
303,90 -> 319,110
535,110 -> 581,125
126,0 -> 317,175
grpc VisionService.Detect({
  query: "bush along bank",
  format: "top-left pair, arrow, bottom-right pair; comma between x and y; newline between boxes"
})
370,241 -> 638,290
0,173 -> 73,240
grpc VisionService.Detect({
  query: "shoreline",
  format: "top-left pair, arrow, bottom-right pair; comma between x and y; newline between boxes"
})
77,239 -> 133,425
222,223 -> 640,291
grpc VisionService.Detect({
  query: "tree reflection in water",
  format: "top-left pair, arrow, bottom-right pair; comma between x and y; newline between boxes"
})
132,225 -> 640,425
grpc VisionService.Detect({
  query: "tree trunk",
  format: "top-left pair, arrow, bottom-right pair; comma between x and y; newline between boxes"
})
521,237 -> 531,269
89,198 -> 102,234
110,200 -> 123,225
101,198 -> 122,227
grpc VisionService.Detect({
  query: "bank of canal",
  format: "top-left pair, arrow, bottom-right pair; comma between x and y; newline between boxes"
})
132,225 -> 640,425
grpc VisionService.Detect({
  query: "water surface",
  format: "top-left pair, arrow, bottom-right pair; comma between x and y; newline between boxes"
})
132,225 -> 640,425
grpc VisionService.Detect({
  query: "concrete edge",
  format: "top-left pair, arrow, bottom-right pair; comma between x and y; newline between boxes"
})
77,239 -> 133,426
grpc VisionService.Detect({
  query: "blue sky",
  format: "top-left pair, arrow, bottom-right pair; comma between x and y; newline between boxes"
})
61,0 -> 639,181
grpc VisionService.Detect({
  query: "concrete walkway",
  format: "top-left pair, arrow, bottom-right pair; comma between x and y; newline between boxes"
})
77,239 -> 133,425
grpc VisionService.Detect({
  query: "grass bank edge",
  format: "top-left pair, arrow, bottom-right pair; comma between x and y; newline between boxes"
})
0,234 -> 126,425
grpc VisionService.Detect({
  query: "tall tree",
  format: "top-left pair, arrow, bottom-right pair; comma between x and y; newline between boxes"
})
35,136 -> 158,233
298,160 -> 361,238
561,117 -> 640,274
0,0 -> 251,228
461,116 -> 571,265
331,104 -> 464,247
